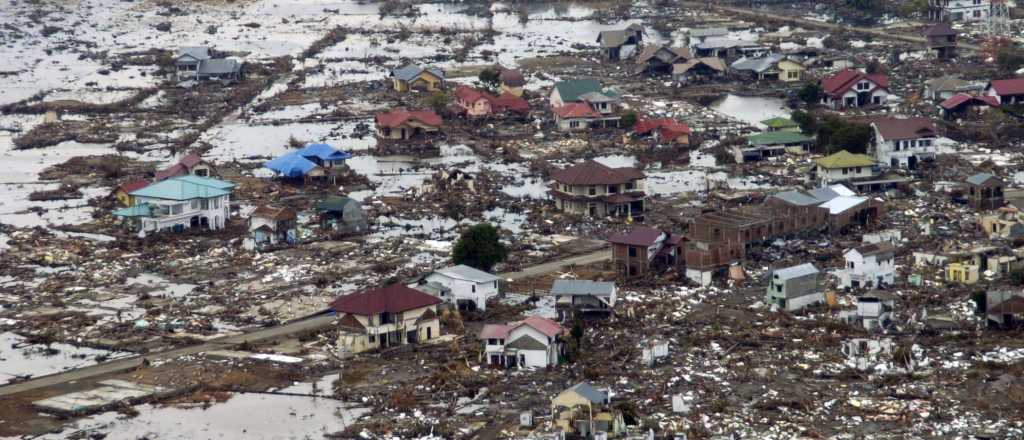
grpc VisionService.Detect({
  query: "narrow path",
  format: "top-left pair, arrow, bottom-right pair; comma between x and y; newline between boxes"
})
0,248 -> 612,397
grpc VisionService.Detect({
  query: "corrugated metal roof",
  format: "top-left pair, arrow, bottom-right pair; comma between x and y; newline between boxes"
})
731,54 -> 782,73
772,263 -> 819,280
551,279 -> 616,297
746,131 -> 813,146
129,176 -> 233,201
198,58 -> 240,75
567,382 -> 607,404
435,264 -> 499,283
175,47 -> 211,60
966,172 -> 999,186
771,190 -> 821,207
819,195 -> 867,214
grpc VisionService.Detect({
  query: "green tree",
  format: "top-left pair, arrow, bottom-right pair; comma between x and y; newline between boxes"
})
620,111 -> 638,129
996,46 -> 1024,74
451,223 -> 508,272
790,110 -> 817,134
478,67 -> 501,91
425,91 -> 450,114
797,82 -> 823,106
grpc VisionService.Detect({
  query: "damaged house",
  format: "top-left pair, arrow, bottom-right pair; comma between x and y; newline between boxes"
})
154,153 -> 215,181
608,226 -> 685,278
551,382 -> 625,438
767,185 -> 885,231
112,180 -> 149,207
390,64 -> 445,92
552,279 -> 617,320
316,196 -> 367,234
810,150 -> 909,191
633,118 -> 691,145
984,78 -> 1024,105
870,117 -> 939,170
173,46 -> 241,82
480,315 -> 564,369
735,130 -> 814,163
965,172 -> 1004,211
672,57 -> 727,83
929,0 -> 991,21
635,45 -> 692,76
820,68 -> 890,109
939,93 -> 1000,120
247,205 -> 297,249
497,67 -> 526,97
549,79 -> 621,130
113,175 -> 234,237
417,264 -> 499,311
548,160 -> 646,218
765,263 -> 824,312
840,290 -> 897,331
264,143 -> 352,183
839,243 -> 896,289
330,284 -> 442,354
375,108 -> 442,140
983,289 -> 1024,328
596,24 -> 644,61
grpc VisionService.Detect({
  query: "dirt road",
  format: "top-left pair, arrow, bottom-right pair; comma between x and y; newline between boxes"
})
0,248 -> 612,397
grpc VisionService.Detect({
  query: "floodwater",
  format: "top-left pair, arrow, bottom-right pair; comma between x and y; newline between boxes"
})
28,390 -> 370,440
0,332 -> 127,381
709,94 -> 790,127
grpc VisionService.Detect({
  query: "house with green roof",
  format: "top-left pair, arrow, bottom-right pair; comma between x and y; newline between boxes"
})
760,117 -> 800,132
734,131 -> 814,163
811,150 -> 910,191
113,175 -> 235,237
549,79 -> 622,130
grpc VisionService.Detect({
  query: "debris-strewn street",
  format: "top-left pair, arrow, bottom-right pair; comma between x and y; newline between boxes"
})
1,0 -> 1024,438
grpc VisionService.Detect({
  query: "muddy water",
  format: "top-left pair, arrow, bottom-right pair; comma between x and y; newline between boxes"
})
0,332 -> 128,381
709,94 -> 790,127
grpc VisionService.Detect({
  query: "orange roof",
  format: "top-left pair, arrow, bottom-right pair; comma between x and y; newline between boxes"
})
375,108 -> 443,128
553,103 -> 600,119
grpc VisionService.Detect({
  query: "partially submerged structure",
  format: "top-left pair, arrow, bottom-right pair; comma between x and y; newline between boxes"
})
375,108 -> 442,140
315,196 -> 367,234
248,205 -> 297,249
173,47 -> 241,82
596,24 -> 643,61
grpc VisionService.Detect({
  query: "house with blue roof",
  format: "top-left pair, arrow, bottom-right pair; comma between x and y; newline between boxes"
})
390,64 -> 445,92
112,175 -> 236,237
264,143 -> 352,182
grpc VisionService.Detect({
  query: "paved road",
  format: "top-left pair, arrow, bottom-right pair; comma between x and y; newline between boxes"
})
499,248 -> 612,281
0,249 -> 611,397
698,3 -> 982,52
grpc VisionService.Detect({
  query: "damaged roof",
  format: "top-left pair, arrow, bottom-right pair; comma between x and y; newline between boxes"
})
850,243 -> 895,258
329,284 -> 442,315
375,109 -> 443,128
966,172 -> 1001,186
871,117 -> 938,141
607,226 -> 665,246
551,279 -> 616,297
251,205 -> 296,222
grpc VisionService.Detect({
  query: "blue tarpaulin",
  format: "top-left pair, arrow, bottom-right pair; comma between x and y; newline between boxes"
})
265,152 -> 317,178
298,143 -> 352,162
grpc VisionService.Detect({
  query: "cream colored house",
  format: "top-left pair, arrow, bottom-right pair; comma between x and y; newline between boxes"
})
330,284 -> 442,354
778,57 -> 806,82
551,382 -> 625,437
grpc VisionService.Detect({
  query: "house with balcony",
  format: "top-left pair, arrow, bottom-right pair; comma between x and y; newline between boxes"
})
608,226 -> 685,278
839,243 -> 896,289
870,117 -> 939,170
480,316 -> 564,369
924,22 -> 957,59
389,64 -> 445,92
810,150 -> 909,192
820,68 -> 890,109
551,279 -> 617,320
113,175 -> 234,238
965,172 -> 1004,210
548,160 -> 646,219
330,284 -> 442,354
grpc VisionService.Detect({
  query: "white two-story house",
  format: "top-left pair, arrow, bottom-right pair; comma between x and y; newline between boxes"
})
416,264 -> 499,311
870,117 -> 939,170
929,0 -> 990,21
548,160 -> 647,219
820,69 -> 890,109
113,175 -> 234,238
480,316 -> 564,369
839,243 -> 897,289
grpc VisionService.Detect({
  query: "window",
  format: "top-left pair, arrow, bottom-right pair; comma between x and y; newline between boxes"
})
380,313 -> 394,324
628,247 -> 638,257
857,81 -> 870,91
201,199 -> 209,210
608,185 -> 618,194
493,281 -> 497,288
856,167 -> 862,173
488,338 -> 499,345
191,200 -> 199,210
848,261 -> 855,269
368,334 -> 375,343
213,198 -> 220,209
569,121 -> 580,128
471,285 -> 476,293
170,204 -> 183,215
382,127 -> 391,136
588,187 -> 597,196
788,71 -> 799,79
776,284 -> 782,293
626,181 -> 635,190
921,139 -> 932,147
973,9 -> 981,16
842,168 -> 849,175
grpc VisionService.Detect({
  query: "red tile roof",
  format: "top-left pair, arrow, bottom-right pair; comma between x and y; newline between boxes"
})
988,78 -> 1024,96
553,103 -> 600,119
608,226 -> 664,246
179,153 -> 203,168
491,93 -> 530,113
871,117 -> 938,141
634,118 -> 691,141
939,93 -> 1000,110
154,163 -> 188,182
117,180 -> 150,194
550,160 -> 645,186
479,324 -> 512,339
821,68 -> 888,97
329,284 -> 442,315
375,108 -> 443,128
514,316 -> 563,338
454,84 -> 490,104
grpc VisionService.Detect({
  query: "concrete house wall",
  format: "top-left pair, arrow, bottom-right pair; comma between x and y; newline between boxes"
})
134,194 -> 230,238
422,272 -> 498,311
840,249 -> 896,289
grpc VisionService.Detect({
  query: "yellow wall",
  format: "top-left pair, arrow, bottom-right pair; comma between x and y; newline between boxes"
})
778,59 -> 805,82
115,190 -> 134,207
946,263 -> 979,284
500,84 -> 524,97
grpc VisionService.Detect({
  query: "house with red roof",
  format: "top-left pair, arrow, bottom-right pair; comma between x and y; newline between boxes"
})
552,103 -> 603,131
608,226 -> 685,278
819,68 -> 890,109
869,117 -> 939,169
330,284 -> 443,353
939,93 -> 1000,119
479,315 -> 564,368
633,118 -> 691,145
549,160 -> 646,218
375,108 -> 442,140
985,78 -> 1024,105
452,85 -> 529,118
154,153 -> 214,182
112,180 -> 150,207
